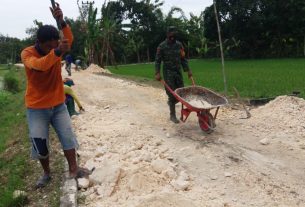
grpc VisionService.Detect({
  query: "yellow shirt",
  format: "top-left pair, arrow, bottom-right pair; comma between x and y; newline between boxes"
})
64,85 -> 82,109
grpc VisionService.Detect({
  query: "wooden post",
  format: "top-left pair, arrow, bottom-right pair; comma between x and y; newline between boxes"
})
213,0 -> 227,96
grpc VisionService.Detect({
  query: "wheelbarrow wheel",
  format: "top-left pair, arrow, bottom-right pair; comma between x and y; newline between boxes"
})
198,111 -> 216,134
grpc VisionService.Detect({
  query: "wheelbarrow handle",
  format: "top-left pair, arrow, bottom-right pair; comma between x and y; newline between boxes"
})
160,77 -> 195,95
160,80 -> 176,96
190,76 -> 195,86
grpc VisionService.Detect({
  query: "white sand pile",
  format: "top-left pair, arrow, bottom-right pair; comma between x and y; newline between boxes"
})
85,64 -> 112,74
248,95 -> 305,135
188,99 -> 213,109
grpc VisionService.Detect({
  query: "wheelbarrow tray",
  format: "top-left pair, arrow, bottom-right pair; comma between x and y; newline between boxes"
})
174,86 -> 228,111
160,79 -> 227,133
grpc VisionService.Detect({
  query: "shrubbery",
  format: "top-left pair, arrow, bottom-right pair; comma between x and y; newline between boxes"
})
4,71 -> 19,93
0,90 -> 10,108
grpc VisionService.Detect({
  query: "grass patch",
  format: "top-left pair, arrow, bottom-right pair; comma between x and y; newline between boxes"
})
108,58 -> 305,99
0,67 -> 64,207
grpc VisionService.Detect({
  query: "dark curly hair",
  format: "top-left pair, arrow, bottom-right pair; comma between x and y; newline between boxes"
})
37,25 -> 59,43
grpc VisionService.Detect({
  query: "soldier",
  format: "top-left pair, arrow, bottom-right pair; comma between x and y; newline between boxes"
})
155,26 -> 192,123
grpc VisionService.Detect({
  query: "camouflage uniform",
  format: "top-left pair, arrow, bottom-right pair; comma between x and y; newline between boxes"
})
155,39 -> 190,121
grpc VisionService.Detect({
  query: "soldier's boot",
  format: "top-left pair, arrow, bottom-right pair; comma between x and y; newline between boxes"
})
169,103 -> 179,124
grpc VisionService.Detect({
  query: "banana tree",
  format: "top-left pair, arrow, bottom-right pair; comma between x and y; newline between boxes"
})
86,3 -> 100,64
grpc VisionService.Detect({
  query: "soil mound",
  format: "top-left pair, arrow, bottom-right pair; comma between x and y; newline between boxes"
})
85,64 -> 112,74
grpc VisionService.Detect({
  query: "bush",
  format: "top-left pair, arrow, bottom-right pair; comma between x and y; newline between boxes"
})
4,71 -> 19,93
0,90 -> 10,107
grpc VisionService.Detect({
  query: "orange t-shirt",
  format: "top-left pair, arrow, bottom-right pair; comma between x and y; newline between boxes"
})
21,26 -> 73,109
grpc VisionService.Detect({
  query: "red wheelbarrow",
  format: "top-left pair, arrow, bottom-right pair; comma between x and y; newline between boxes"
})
161,78 -> 228,133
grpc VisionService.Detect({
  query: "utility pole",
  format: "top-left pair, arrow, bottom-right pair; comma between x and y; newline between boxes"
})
82,1 -> 94,5
213,0 -> 227,96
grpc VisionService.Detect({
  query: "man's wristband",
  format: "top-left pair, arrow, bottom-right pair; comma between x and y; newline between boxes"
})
60,20 -> 67,28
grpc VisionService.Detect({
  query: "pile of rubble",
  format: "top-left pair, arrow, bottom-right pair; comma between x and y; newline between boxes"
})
248,95 -> 305,136
85,64 -> 112,74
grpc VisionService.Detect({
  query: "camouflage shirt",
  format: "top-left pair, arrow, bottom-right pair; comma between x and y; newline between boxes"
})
155,39 -> 189,74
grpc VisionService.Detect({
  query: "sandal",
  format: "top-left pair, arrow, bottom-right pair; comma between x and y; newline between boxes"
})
36,174 -> 51,188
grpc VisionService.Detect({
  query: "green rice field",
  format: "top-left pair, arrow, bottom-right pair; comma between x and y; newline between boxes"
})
109,58 -> 305,99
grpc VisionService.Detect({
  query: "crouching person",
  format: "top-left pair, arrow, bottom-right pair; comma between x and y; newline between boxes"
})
21,4 -> 84,188
63,78 -> 85,116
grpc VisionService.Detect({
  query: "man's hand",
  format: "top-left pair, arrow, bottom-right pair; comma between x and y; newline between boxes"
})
57,39 -> 70,54
155,72 -> 161,81
79,106 -> 85,112
187,70 -> 193,78
50,2 -> 64,23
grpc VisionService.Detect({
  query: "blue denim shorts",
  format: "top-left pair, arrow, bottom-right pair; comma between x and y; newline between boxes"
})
26,103 -> 79,159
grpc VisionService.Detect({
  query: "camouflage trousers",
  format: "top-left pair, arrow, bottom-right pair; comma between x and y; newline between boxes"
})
163,70 -> 184,105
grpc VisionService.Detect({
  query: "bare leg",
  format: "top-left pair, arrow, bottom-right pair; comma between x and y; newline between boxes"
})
64,148 -> 78,178
36,157 -> 51,188
39,157 -> 50,176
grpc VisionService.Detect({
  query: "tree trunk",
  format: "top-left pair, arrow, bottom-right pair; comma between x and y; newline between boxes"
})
89,45 -> 94,64
108,45 -> 116,67
105,36 -> 109,66
101,38 -> 106,67
303,35 -> 305,57
123,55 -> 126,64
137,50 -> 141,63
147,48 -> 150,62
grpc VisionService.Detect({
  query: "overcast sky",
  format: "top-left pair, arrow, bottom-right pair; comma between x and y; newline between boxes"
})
0,0 -> 213,39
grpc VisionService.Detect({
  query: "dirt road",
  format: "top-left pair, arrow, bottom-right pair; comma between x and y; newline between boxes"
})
69,68 -> 305,207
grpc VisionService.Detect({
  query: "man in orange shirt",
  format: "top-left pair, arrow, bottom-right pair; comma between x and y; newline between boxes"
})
21,3 -> 80,188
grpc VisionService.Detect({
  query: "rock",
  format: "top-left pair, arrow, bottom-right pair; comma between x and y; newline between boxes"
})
90,160 -> 121,197
170,171 -> 191,191
127,174 -> 146,192
166,133 -> 170,138
170,179 -> 190,191
155,140 -> 162,146
78,178 -> 90,189
224,172 -> 232,177
132,157 -> 141,164
140,152 -> 153,162
179,171 -> 190,181
260,138 -> 270,145
87,192 -> 98,201
151,159 -> 172,174
13,190 -> 27,199
81,188 -> 95,197
210,176 -> 218,180
95,146 -> 108,157
164,168 -> 177,179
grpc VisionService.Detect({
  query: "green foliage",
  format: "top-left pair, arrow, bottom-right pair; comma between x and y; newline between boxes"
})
204,0 -> 305,58
0,35 -> 24,64
0,90 -> 10,108
0,69 -> 28,207
4,71 -> 19,93
109,59 -> 305,99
